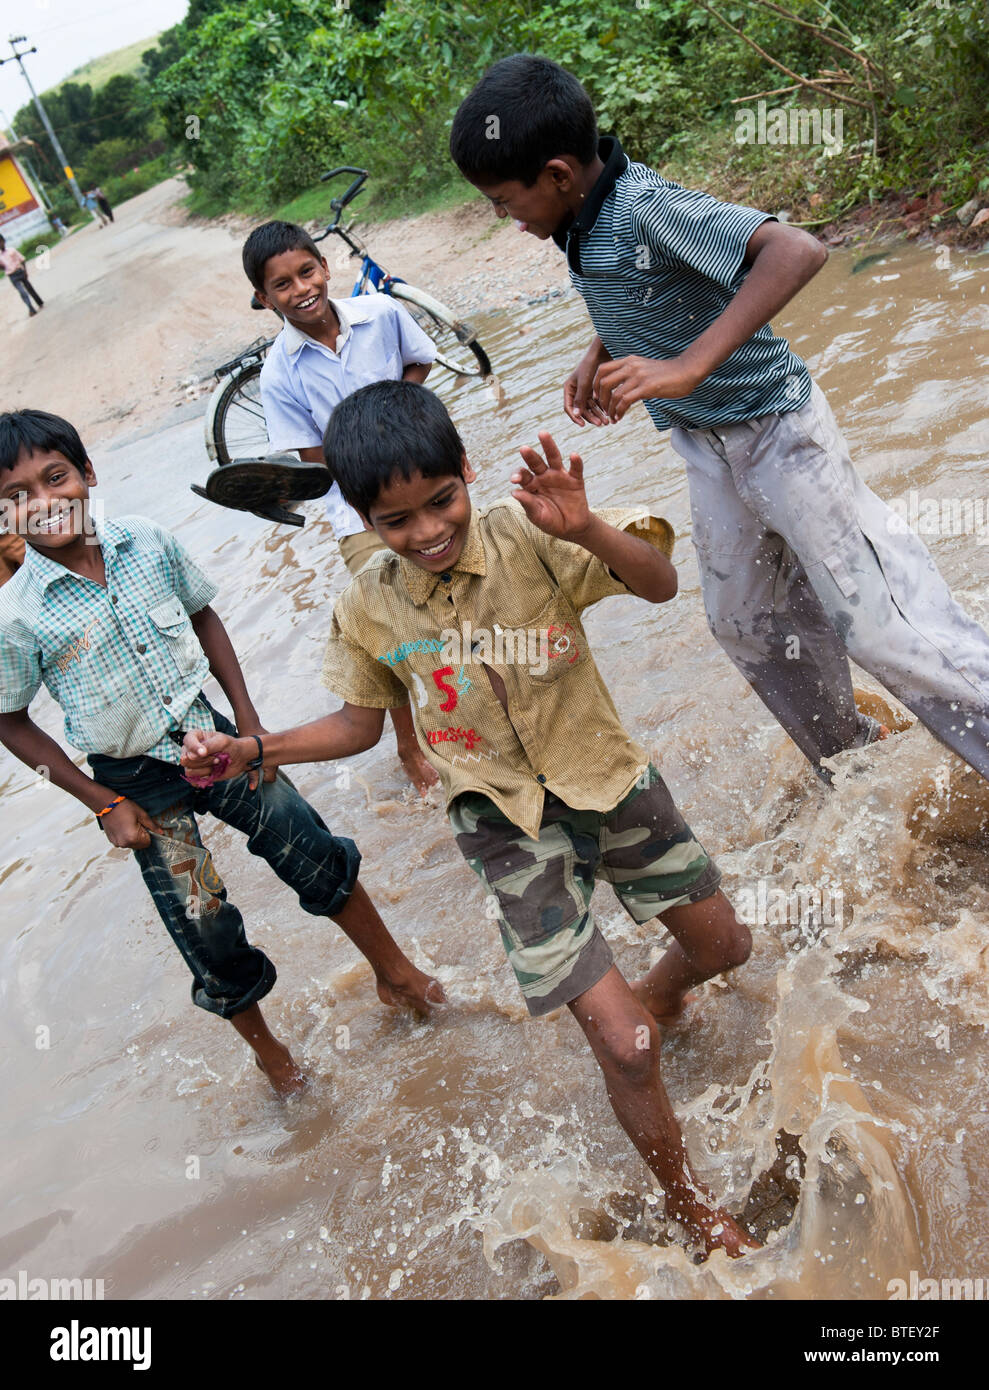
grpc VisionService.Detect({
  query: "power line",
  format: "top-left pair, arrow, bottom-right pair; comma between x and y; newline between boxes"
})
1,37 -> 85,207
14,98 -> 155,136
15,6 -> 169,40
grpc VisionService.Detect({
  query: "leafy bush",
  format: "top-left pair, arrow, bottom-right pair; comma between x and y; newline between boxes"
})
152,0 -> 989,225
99,153 -> 176,206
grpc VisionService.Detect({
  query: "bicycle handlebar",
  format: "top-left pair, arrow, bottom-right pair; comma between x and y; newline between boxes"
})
319,167 -> 368,228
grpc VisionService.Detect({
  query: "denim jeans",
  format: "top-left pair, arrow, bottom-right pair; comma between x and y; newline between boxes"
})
89,709 -> 360,1018
9,269 -> 43,311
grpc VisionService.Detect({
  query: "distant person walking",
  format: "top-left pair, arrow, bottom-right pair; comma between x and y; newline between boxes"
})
84,192 -> 109,228
0,236 -> 44,317
93,187 -> 114,224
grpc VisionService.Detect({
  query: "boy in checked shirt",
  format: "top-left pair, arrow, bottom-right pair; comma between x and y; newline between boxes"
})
182,381 -> 758,1257
0,409 -> 443,1097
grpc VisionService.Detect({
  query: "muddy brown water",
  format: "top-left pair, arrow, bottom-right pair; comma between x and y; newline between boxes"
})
2,243 -> 988,1300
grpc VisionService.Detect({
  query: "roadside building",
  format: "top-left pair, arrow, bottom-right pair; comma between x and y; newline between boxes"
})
0,137 -> 51,247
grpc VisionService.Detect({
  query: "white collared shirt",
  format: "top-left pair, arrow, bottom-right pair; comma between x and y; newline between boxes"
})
259,294 -> 436,538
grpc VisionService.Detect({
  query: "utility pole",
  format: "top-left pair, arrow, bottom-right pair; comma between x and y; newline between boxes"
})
1,36 -> 85,209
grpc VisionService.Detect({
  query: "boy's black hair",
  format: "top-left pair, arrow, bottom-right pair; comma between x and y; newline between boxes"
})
322,381 -> 465,517
241,220 -> 323,291
450,54 -> 598,187
0,409 -> 89,476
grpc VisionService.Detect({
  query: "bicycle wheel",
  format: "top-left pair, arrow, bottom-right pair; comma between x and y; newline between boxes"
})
388,282 -> 491,379
205,361 -> 269,465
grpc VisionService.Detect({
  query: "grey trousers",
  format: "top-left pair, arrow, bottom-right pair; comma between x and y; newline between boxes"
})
671,383 -> 989,778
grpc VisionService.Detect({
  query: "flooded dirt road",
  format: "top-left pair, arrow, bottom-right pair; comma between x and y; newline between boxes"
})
1,189 -> 988,1299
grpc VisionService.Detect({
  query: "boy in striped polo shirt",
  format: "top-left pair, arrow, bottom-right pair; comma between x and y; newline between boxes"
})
0,409 -> 443,1096
450,56 -> 989,785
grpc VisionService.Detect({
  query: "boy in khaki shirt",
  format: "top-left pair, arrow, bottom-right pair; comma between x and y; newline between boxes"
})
182,380 -> 758,1258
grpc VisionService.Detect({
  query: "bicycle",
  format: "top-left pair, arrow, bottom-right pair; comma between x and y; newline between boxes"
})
203,167 -> 492,465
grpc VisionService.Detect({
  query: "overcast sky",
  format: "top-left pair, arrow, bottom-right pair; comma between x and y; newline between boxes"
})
1,0 -> 189,133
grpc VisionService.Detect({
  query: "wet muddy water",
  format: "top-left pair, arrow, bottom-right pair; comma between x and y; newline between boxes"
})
2,242 -> 988,1299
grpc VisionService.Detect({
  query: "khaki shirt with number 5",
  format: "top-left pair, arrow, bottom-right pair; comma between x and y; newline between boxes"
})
322,498 -> 674,839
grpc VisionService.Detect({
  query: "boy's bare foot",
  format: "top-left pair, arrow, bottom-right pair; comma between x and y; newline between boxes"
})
231,1003 -> 307,1096
253,1043 -> 308,1097
630,977 -> 698,1029
672,1195 -> 761,1259
398,742 -> 439,796
376,968 -> 446,1018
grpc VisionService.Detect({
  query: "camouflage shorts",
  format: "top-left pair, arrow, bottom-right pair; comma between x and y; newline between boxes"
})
449,764 -> 721,1016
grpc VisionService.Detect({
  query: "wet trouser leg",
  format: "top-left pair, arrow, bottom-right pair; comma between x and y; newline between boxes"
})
672,383 -> 989,778
129,767 -> 360,1018
133,801 -> 277,1018
672,413 -> 872,765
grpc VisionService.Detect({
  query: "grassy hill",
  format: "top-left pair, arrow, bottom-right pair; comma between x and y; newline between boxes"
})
50,33 -> 162,94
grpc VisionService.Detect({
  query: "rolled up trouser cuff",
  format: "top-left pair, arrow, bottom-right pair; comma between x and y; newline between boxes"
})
193,953 -> 278,1019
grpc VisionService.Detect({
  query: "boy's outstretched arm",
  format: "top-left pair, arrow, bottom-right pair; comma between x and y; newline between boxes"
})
594,221 -> 828,420
181,702 -> 386,783
0,709 -> 161,849
511,431 -> 676,603
190,604 -> 276,787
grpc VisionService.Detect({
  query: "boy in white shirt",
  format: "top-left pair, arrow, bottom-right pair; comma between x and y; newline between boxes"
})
216,221 -> 439,792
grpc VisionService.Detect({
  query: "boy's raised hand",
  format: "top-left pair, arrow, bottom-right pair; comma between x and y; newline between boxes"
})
511,431 -> 592,540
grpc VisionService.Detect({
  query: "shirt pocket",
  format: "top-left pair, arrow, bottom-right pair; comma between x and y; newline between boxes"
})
147,596 -> 201,675
511,594 -> 588,685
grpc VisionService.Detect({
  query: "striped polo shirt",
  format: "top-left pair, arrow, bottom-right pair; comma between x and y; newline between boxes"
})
553,136 -> 811,430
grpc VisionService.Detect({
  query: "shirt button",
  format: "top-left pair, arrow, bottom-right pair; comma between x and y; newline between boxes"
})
440,572 -> 452,583
110,594 -> 118,604
163,695 -> 172,706
537,774 -> 547,784
135,643 -> 146,655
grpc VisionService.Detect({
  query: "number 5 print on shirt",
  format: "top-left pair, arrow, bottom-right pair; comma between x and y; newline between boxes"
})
432,666 -> 458,712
